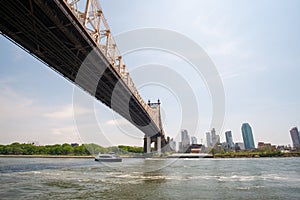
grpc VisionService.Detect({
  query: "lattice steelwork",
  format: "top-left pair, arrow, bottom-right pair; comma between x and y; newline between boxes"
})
63,0 -> 160,128
0,0 -> 168,151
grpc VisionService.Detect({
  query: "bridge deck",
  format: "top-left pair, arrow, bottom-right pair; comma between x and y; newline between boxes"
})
0,0 -> 164,139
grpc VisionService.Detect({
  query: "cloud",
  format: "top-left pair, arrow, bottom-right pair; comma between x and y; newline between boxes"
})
106,118 -> 130,126
0,83 -> 83,144
44,104 -> 92,119
51,126 -> 76,135
0,84 -> 34,118
44,105 -> 73,119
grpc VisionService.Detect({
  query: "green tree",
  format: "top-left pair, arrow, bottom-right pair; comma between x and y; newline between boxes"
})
22,144 -> 37,155
62,143 -> 73,155
48,144 -> 63,155
210,148 -> 216,157
73,145 -> 89,155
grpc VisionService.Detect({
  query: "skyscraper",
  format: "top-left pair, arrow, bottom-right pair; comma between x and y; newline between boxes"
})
169,138 -> 176,151
206,132 -> 211,147
225,131 -> 234,148
178,142 -> 182,153
290,127 -> 300,148
211,128 -> 220,146
241,123 -> 255,149
191,136 -> 197,144
181,129 -> 190,152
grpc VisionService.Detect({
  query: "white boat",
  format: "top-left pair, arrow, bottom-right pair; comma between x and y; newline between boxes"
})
94,152 -> 122,162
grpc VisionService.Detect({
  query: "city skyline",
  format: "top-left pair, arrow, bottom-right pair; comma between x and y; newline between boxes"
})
1,0 -> 300,146
179,123 -> 296,150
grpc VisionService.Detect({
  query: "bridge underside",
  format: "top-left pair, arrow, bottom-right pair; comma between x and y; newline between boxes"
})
143,136 -> 169,154
0,0 -> 167,146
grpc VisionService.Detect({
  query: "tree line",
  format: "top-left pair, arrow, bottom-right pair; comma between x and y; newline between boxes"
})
77,144 -> 144,154
0,143 -> 144,155
0,143 -> 90,155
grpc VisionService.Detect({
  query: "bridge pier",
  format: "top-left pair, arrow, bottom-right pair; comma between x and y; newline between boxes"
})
157,136 -> 161,155
144,136 -> 151,153
144,136 -> 162,154
146,136 -> 151,153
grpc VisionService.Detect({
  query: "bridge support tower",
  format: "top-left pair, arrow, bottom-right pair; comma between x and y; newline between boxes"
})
143,136 -> 162,155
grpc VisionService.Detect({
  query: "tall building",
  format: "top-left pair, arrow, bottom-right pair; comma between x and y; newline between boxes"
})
216,135 -> 220,144
191,136 -> 197,144
225,131 -> 234,148
290,127 -> 300,148
178,142 -> 182,153
206,132 -> 211,147
169,138 -> 176,151
241,123 -> 255,149
211,128 -> 220,146
181,129 -> 190,152
235,142 -> 245,150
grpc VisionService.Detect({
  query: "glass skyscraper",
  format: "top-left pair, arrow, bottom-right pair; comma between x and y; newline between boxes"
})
191,136 -> 197,144
290,127 -> 300,148
225,131 -> 234,148
180,129 -> 190,152
241,123 -> 255,149
206,132 -> 211,147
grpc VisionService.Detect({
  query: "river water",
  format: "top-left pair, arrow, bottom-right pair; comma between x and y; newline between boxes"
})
0,157 -> 299,199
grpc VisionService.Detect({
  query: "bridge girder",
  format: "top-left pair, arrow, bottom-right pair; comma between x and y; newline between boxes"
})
0,0 -> 167,147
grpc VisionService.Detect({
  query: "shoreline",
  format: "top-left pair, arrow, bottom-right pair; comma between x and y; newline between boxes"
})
0,155 -> 146,159
0,155 -> 94,159
0,154 -> 299,159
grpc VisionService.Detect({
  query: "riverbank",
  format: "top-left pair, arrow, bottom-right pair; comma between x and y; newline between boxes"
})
0,155 -> 148,159
1,152 -> 299,159
0,155 -> 94,159
213,152 -> 300,158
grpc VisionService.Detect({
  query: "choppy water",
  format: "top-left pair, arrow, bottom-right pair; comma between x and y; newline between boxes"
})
0,157 -> 299,199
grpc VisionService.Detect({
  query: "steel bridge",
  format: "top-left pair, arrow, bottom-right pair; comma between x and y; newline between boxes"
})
0,0 -> 169,153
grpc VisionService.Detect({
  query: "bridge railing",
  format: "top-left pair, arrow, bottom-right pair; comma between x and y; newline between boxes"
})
63,0 -> 159,128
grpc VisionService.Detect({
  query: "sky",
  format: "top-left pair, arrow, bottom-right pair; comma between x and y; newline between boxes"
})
1,0 -> 300,147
